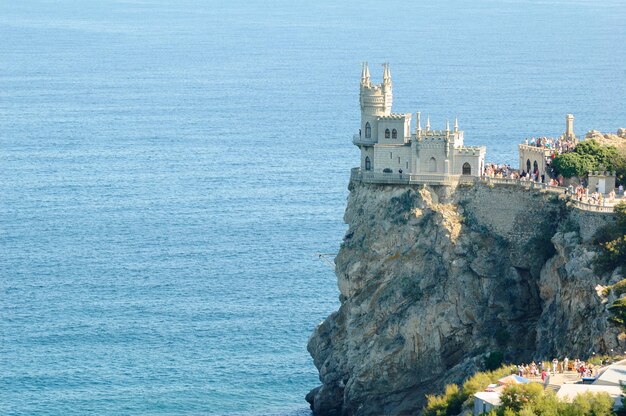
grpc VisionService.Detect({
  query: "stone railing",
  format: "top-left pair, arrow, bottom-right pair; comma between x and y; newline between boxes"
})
350,167 -> 617,213
352,134 -> 377,146
569,199 -> 615,213
409,174 -> 461,185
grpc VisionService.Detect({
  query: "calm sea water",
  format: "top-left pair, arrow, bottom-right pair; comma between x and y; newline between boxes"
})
1,1 -> 625,415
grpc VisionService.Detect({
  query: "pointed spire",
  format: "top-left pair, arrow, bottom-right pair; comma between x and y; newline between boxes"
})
416,112 -> 421,133
446,119 -> 450,132
361,62 -> 366,83
454,117 -> 459,133
426,115 -> 430,132
364,61 -> 370,85
383,62 -> 391,84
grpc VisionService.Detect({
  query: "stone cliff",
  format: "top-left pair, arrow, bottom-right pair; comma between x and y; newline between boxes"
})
306,180 -> 623,416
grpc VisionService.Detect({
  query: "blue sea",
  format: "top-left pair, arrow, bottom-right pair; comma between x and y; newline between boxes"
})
1,1 -> 625,414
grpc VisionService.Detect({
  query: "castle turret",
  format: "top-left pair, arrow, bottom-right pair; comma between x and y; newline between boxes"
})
416,112 -> 422,136
361,62 -> 370,87
359,62 -> 393,141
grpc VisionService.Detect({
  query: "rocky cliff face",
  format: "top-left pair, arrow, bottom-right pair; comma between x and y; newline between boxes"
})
307,181 -> 622,416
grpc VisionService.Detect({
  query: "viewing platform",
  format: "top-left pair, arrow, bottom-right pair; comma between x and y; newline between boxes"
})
350,167 -> 618,213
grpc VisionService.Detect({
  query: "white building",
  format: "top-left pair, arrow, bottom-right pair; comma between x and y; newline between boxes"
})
473,391 -> 502,415
353,63 -> 486,178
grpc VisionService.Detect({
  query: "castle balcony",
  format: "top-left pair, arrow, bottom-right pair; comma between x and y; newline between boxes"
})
353,134 -> 377,146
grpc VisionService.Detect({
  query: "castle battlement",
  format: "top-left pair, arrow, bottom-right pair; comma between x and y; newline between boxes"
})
379,113 -> 410,120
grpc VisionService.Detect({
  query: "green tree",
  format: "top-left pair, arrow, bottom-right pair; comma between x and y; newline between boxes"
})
574,140 -> 621,171
551,152 -> 596,178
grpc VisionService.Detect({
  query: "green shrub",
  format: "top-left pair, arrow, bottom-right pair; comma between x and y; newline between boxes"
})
499,383 -> 544,413
423,384 -> 464,416
609,298 -> 626,326
485,351 -> 504,371
495,385 -> 613,416
609,279 -> 626,297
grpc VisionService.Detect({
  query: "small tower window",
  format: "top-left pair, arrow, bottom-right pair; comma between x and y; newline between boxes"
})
365,122 -> 371,138
526,159 -> 531,173
392,129 -> 398,139
462,162 -> 471,175
390,152 -> 393,159
365,156 -> 371,171
397,157 -> 400,164
385,128 -> 390,139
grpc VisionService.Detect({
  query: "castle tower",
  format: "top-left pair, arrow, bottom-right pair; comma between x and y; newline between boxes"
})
359,62 -> 393,141
564,114 -> 575,140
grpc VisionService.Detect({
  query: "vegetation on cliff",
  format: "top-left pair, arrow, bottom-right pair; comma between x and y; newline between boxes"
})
551,140 -> 626,183
595,202 -> 626,275
423,366 -> 511,416
424,367 -> 616,416
495,383 -> 614,416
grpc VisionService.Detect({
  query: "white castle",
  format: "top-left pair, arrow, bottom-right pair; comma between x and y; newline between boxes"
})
353,63 -> 486,179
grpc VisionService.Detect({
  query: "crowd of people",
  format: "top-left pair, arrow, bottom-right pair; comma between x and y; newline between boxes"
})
481,163 -> 624,207
568,185 -> 623,206
514,358 -> 598,382
523,136 -> 577,155
483,163 -> 515,178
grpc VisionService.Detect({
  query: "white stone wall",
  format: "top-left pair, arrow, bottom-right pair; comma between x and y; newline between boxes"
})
378,119 -> 407,145
360,146 -> 375,171
452,150 -> 486,177
518,145 -> 549,176
417,141 -> 447,174
373,144 -> 412,173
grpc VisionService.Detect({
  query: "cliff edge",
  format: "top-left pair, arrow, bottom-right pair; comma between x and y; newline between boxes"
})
307,180 -> 623,416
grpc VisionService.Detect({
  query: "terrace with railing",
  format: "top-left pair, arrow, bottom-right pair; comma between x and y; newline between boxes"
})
350,167 -> 619,213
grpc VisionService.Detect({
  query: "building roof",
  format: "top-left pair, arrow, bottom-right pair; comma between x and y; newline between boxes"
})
498,375 -> 530,385
556,384 -> 623,407
474,391 -> 501,406
593,364 -> 626,386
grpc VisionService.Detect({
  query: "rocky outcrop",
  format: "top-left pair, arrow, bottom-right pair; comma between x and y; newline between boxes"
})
307,181 -> 622,416
585,129 -> 626,149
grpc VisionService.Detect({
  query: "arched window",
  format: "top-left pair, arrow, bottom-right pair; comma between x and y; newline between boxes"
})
392,129 -> 398,139
429,157 -> 437,173
365,122 -> 371,138
462,162 -> 471,175
365,156 -> 371,171
533,160 -> 539,173
385,128 -> 390,139
526,159 -> 531,173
